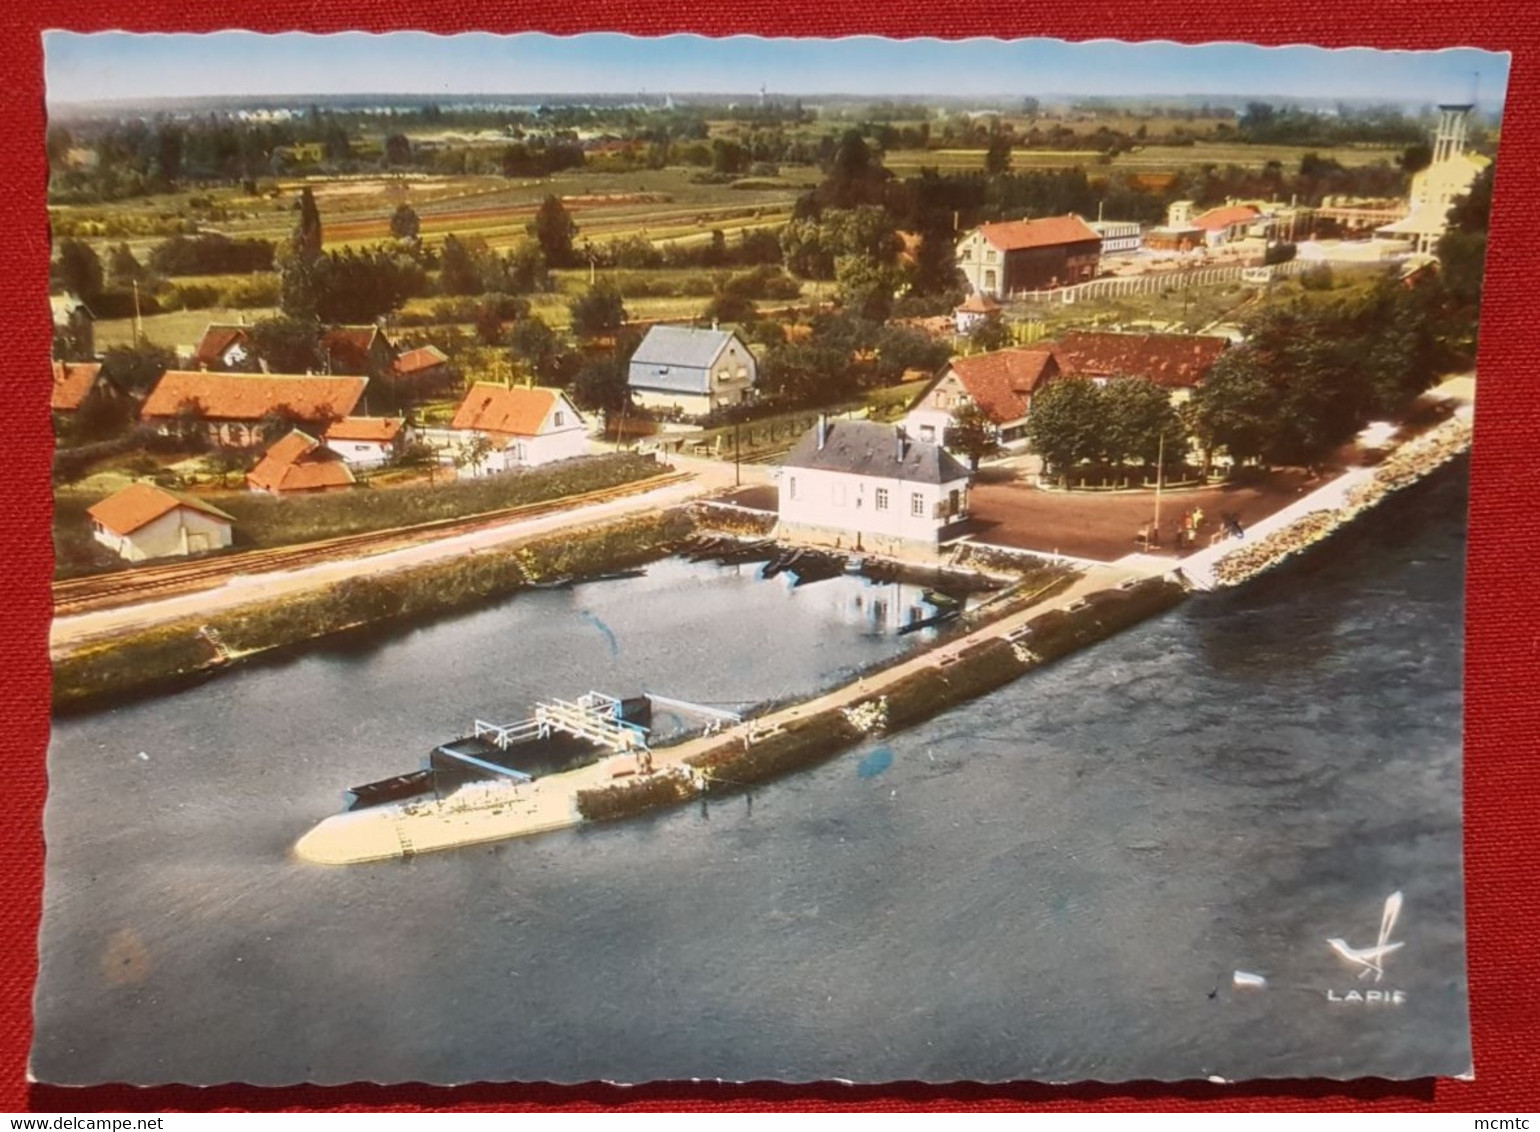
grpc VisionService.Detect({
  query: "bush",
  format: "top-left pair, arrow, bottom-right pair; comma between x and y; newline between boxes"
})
161,281 -> 222,310
219,275 -> 281,308
1299,263 -> 1335,291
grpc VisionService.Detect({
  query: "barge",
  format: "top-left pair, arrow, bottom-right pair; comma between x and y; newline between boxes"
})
296,691 -> 730,865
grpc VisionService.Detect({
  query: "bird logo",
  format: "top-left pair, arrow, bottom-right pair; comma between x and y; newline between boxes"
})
1327,891 -> 1405,983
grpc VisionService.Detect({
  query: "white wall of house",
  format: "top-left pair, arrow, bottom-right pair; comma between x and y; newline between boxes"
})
420,421 -> 590,478
631,387 -> 716,418
955,231 -> 1003,296
778,466 -> 968,546
326,428 -> 412,469
632,344 -> 755,418
328,439 -> 397,468
92,507 -> 233,562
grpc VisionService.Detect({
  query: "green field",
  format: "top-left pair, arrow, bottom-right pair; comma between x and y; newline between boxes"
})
94,306 -> 277,353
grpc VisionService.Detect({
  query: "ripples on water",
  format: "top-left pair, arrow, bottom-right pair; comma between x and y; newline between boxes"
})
34,464 -> 1471,1085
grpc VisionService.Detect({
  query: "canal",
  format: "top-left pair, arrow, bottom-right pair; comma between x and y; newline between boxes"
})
33,464 -> 1470,1085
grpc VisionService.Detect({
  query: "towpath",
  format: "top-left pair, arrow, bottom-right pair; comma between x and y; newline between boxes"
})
52,456 -> 763,656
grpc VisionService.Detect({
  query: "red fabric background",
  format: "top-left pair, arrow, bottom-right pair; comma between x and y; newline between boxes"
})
4,2 -> 1537,1114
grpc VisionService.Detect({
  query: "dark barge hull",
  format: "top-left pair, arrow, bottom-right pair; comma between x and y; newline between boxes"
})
345,695 -> 653,811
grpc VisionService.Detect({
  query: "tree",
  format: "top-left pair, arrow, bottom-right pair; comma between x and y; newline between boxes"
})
315,246 -> 427,324
570,356 -> 632,420
1399,142 -> 1433,175
1100,378 -> 1186,467
99,341 -> 176,397
107,243 -> 148,289
279,187 -> 325,320
389,204 -> 421,242
568,282 -> 628,340
944,400 -> 999,471
383,134 -> 413,167
1024,378 -> 1106,477
295,186 -> 324,259
984,135 -> 1013,177
53,239 -> 104,302
760,343 -> 856,406
528,194 -> 578,269
1437,164 -> 1494,317
507,315 -> 566,383
439,234 -> 485,296
871,325 -> 951,385
834,255 -> 903,323
968,313 -> 1012,353
246,315 -> 322,375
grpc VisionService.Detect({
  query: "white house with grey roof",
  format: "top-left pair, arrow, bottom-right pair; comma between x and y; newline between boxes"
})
778,419 -> 971,551
626,325 -> 756,419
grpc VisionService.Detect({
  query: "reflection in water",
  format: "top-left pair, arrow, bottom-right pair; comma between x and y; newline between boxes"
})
33,465 -> 1469,1086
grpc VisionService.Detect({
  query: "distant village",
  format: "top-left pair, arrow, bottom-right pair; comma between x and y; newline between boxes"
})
48,98 -> 1488,572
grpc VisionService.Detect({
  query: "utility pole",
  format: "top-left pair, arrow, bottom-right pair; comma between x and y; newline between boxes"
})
132,279 -> 143,346
1153,431 -> 1165,540
734,420 -> 741,488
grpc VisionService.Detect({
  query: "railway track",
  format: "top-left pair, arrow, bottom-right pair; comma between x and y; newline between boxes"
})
53,471 -> 692,619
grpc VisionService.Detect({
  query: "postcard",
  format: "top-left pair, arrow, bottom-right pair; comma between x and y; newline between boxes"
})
33,31 -> 1503,1086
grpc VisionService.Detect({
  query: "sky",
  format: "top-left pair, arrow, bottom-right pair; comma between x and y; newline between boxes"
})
43,32 -> 1511,108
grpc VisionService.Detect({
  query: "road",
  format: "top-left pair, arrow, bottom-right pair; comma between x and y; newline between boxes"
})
51,455 -> 768,657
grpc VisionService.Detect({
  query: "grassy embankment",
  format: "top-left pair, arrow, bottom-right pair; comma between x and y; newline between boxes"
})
53,452 -> 667,579
53,508 -> 696,712
575,573 -> 1189,821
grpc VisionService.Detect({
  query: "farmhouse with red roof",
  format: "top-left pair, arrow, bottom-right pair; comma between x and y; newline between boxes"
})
140,371 -> 368,448
1047,331 -> 1230,403
904,347 -> 1060,446
247,430 -> 357,495
323,416 -> 411,469
955,214 -> 1101,298
87,482 -> 235,562
430,383 -> 588,476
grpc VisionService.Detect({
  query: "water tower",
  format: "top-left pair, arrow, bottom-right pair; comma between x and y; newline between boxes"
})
1431,103 -> 1473,166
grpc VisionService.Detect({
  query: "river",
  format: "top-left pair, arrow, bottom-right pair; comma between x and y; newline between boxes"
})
33,463 -> 1471,1086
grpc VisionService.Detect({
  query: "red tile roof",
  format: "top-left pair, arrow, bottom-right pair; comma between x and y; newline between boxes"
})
1193,205 -> 1261,232
141,371 -> 367,424
450,383 -> 565,438
51,361 -> 103,412
325,416 -> 406,443
392,345 -> 450,376
1050,331 -> 1230,390
192,324 -> 251,368
976,215 -> 1101,253
956,293 -> 1003,315
246,429 -> 357,494
87,482 -> 235,536
319,325 -> 387,374
946,347 -> 1059,424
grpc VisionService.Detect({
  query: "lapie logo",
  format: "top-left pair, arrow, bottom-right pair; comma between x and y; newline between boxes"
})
1325,891 -> 1408,1004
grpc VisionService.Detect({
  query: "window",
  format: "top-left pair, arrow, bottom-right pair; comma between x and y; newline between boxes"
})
918,425 -> 935,443
911,493 -> 925,517
554,411 -> 565,427
788,476 -> 798,501
875,488 -> 890,511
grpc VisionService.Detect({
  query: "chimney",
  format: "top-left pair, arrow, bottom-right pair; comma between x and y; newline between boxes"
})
816,414 -> 827,450
895,424 -> 908,462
